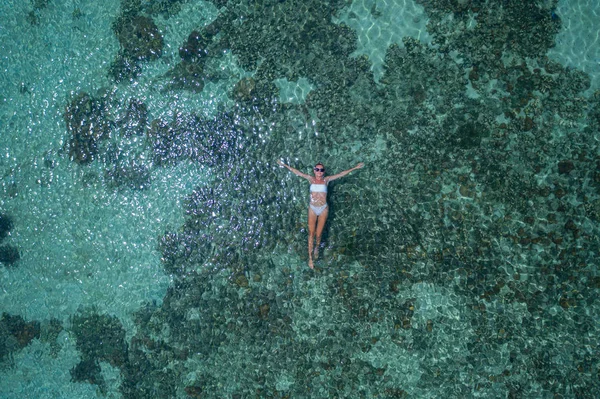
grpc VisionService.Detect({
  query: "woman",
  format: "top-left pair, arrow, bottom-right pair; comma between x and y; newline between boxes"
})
278,160 -> 365,269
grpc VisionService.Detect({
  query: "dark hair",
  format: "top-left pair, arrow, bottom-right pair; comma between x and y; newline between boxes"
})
315,162 -> 324,168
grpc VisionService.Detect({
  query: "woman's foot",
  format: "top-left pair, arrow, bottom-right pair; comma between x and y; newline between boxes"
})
308,258 -> 314,269
313,247 -> 319,261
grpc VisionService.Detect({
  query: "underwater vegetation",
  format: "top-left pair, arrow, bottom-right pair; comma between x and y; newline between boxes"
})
44,0 -> 600,397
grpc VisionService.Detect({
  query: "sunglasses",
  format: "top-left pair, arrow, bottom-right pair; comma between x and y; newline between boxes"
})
314,167 -> 325,172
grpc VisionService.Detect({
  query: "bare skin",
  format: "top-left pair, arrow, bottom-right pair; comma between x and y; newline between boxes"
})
278,160 -> 365,269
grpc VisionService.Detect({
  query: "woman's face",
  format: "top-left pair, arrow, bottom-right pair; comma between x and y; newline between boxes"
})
314,164 -> 325,176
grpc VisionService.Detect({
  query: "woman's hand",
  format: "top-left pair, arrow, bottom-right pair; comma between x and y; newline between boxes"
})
355,162 -> 365,169
277,160 -> 285,167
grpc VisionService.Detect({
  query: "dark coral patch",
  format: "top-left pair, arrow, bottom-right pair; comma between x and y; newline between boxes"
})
451,121 -> 488,149
104,161 -> 151,190
558,160 -> 574,175
163,61 -> 205,93
0,245 -> 20,266
108,55 -> 143,83
70,312 -> 128,368
109,13 -> 163,84
70,359 -> 104,387
0,213 -> 14,241
64,92 -> 111,164
0,313 -> 41,361
39,318 -> 63,357
118,98 -> 148,137
0,213 -> 19,266
232,77 -> 256,102
161,26 -> 220,93
179,30 -> 211,63
114,15 -> 163,62
146,111 -> 247,168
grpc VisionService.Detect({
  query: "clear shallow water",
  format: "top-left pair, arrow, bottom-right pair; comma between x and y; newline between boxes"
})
1,0 -> 600,398
548,0 -> 600,93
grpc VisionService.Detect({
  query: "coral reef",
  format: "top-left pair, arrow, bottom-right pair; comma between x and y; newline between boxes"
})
161,25 -> 220,93
64,92 -> 111,164
419,0 -> 561,71
179,29 -> 212,63
110,10 -> 163,83
53,0 -> 600,396
232,77 -> 256,102
108,55 -> 143,84
162,61 -> 205,93
0,213 -> 14,241
26,0 -> 50,26
0,245 -> 20,266
70,312 -> 128,368
0,213 -> 19,266
113,14 -> 163,62
63,91 -> 156,190
118,98 -> 148,137
146,109 -> 249,167
70,359 -> 104,387
39,318 -> 63,357
0,313 -> 40,362
104,161 -> 151,190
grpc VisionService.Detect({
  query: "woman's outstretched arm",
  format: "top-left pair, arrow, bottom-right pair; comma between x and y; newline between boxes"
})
325,162 -> 364,182
278,160 -> 313,180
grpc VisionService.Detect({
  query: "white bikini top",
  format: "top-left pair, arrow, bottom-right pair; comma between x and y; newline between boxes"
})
310,183 -> 327,193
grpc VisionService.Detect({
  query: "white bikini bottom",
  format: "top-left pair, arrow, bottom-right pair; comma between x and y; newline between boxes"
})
309,203 -> 328,216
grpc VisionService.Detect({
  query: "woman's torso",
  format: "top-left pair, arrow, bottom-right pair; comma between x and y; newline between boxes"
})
309,178 -> 327,206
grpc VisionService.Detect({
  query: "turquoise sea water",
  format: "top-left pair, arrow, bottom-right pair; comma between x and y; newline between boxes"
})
1,0 -> 600,397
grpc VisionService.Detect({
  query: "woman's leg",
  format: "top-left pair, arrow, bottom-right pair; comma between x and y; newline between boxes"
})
314,206 -> 329,260
307,207 -> 317,269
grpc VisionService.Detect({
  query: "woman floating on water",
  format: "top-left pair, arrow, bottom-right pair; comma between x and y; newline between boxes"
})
278,160 -> 364,269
